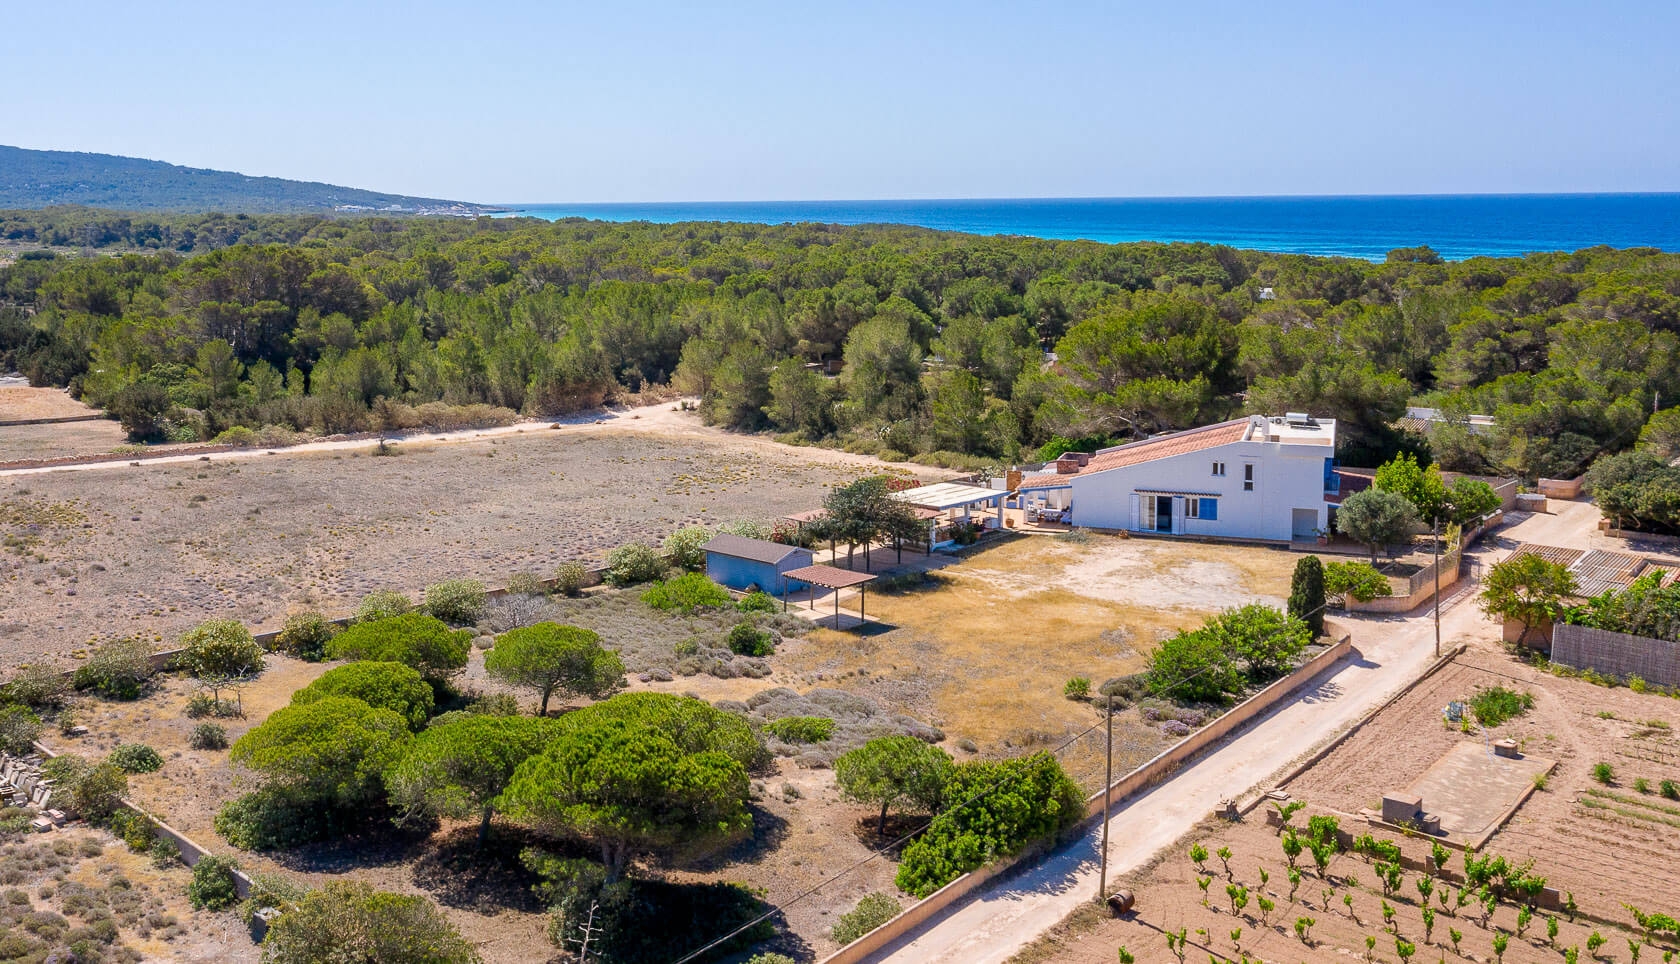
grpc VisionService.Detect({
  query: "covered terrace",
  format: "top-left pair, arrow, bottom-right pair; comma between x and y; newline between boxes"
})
779,564 -> 878,631
889,481 -> 1006,549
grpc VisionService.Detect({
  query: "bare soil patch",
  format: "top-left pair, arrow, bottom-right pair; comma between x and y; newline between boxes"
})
0,426 -> 919,665
0,385 -> 102,421
1013,639 -> 1680,963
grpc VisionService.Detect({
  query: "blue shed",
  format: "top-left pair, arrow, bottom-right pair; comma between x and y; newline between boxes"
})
703,534 -> 813,593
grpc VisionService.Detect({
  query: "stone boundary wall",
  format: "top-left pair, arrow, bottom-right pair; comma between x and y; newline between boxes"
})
1598,524 -> 1680,549
1537,475 -> 1585,499
1344,512 -> 1499,615
0,414 -> 107,427
31,740 -> 255,898
1552,623 -> 1680,688
818,634 -> 1355,964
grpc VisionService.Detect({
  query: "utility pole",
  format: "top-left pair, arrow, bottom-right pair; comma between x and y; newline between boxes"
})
1098,693 -> 1113,904
1432,517 -> 1442,658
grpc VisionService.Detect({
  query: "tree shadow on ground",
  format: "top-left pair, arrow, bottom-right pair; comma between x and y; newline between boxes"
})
409,824 -> 551,914
676,803 -> 790,871
262,816 -> 439,874
851,813 -> 932,857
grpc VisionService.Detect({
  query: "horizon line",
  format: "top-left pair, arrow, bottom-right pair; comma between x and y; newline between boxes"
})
493,190 -> 1680,208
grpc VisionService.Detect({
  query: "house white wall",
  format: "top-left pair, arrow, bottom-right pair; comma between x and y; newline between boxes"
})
1067,439 -> 1331,541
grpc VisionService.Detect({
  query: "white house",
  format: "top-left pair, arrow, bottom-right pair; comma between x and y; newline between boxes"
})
1019,414 -> 1339,541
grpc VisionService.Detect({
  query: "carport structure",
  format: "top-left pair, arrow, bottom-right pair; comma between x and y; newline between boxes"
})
780,563 -> 877,630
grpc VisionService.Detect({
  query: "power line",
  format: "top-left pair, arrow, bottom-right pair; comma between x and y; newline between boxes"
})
672,551 -> 1412,963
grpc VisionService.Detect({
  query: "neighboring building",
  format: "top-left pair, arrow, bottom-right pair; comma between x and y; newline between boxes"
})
702,534 -> 813,593
1397,406 -> 1496,436
1019,414 -> 1339,541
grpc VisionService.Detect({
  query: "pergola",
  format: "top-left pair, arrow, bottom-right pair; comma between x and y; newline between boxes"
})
781,564 -> 877,629
889,481 -> 1006,544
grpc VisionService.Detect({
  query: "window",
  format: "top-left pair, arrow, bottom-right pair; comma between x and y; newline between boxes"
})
1186,498 -> 1199,519
1211,461 -> 1226,477
1199,497 -> 1218,521
1243,464 -> 1255,491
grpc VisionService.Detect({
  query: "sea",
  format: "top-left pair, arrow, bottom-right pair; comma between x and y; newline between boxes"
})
502,194 -> 1680,262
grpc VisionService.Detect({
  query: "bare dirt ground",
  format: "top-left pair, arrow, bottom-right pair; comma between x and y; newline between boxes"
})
0,414 -> 933,665
1015,636 -> 1680,963
0,385 -> 106,421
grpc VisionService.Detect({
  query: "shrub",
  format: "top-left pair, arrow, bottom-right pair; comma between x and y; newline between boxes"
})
748,955 -> 797,964
1063,677 -> 1091,700
1208,603 -> 1310,678
604,542 -> 668,586
1634,777 -> 1651,794
73,636 -> 155,699
5,664 -> 70,709
179,619 -> 265,684
1661,779 -> 1679,800
325,613 -> 472,685
764,716 -> 835,744
186,855 -> 241,911
662,525 -> 713,572
1592,762 -> 1615,784
1468,686 -> 1535,727
553,561 -> 591,597
1324,560 -> 1395,602
1289,555 -> 1327,636
190,723 -> 229,750
831,892 -> 901,944
505,572 -> 548,597
1146,629 -> 1241,703
70,762 -> 127,820
107,808 -> 156,851
259,880 -> 477,964
0,706 -> 42,755
108,744 -> 163,774
149,834 -> 181,868
726,623 -> 774,657
738,591 -> 778,613
894,752 -> 1083,897
421,579 -> 488,625
642,572 -> 733,614
354,590 -> 412,623
186,692 -> 241,718
272,610 -> 340,661
291,661 -> 435,730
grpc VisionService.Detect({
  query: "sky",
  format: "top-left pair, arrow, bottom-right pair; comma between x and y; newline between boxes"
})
6,0 -> 1679,203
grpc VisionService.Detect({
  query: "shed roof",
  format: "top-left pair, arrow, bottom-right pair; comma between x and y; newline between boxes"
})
1506,543 -> 1661,597
782,565 -> 877,589
889,481 -> 1002,510
703,533 -> 805,566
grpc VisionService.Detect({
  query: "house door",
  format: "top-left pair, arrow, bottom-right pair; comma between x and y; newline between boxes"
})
1155,496 -> 1174,532
1291,508 -> 1318,540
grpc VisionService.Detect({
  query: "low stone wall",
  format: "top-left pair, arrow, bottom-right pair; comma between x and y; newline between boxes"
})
0,414 -> 106,427
1344,512 -> 1499,615
31,740 -> 255,898
818,633 -> 1356,964
1552,623 -> 1680,688
1537,475 -> 1584,499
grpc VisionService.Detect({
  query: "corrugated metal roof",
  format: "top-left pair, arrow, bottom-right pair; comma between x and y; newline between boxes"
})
703,533 -> 804,566
1570,549 -> 1651,597
889,482 -> 1002,510
1508,544 -> 1585,568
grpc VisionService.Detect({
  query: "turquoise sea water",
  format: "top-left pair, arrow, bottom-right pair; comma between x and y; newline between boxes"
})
503,194 -> 1680,261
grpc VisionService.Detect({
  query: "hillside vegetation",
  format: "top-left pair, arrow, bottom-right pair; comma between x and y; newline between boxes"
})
0,145 -> 493,215
2,208 -> 1678,481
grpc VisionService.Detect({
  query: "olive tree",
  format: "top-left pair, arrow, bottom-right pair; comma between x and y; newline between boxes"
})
1336,488 -> 1419,562
834,736 -> 953,835
484,623 -> 625,716
384,714 -> 554,843
501,716 -> 750,881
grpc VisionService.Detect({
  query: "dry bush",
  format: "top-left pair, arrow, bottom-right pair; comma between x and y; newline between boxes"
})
727,687 -> 945,767
480,593 -> 558,634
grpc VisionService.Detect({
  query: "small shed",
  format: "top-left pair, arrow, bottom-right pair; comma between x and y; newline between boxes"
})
703,534 -> 814,593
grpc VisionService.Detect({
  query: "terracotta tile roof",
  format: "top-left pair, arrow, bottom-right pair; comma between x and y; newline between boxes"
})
1077,419 -> 1251,476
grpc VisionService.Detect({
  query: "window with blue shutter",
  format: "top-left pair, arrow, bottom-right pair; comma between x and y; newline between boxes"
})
1199,498 -> 1217,521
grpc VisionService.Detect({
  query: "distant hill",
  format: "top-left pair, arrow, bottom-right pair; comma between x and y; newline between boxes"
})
0,145 -> 500,215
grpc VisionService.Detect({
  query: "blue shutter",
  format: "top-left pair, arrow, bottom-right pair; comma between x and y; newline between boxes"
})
1200,498 -> 1218,521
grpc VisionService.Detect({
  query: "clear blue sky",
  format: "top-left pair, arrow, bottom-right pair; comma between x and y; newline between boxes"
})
6,0 -> 1677,203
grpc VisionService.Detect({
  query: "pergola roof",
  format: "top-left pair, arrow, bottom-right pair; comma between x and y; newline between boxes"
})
783,564 -> 877,589
890,481 -> 1002,510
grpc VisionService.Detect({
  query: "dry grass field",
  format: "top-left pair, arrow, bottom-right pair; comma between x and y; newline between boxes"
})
0,423 -> 919,665
1013,637 -> 1680,964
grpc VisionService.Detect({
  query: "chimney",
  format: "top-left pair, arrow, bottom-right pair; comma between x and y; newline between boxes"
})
1006,469 -> 1023,492
1055,455 -> 1079,475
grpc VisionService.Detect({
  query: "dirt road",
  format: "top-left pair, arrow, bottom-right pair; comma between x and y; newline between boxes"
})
867,504 -> 1603,964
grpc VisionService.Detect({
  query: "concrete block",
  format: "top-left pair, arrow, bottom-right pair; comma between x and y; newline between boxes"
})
1382,792 -> 1423,825
1493,739 -> 1520,758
